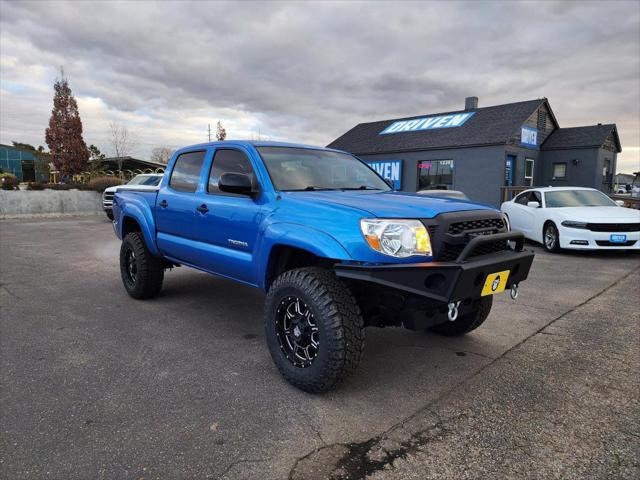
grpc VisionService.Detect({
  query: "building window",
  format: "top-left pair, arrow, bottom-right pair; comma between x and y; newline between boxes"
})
418,160 -> 454,190
524,158 -> 534,186
552,163 -> 566,180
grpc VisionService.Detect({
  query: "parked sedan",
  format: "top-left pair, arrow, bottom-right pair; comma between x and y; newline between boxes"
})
501,187 -> 640,252
103,173 -> 163,220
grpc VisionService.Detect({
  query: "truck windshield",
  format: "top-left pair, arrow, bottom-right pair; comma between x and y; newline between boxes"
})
544,190 -> 617,208
257,147 -> 390,192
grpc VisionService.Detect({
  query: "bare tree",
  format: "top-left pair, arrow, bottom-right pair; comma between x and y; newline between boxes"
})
108,122 -> 138,173
150,146 -> 175,164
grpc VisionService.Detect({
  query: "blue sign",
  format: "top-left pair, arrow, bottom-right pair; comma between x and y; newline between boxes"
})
366,160 -> 403,189
521,126 -> 538,147
380,112 -> 475,135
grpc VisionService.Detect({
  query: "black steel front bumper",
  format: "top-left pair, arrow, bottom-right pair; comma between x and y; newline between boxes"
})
334,232 -> 534,303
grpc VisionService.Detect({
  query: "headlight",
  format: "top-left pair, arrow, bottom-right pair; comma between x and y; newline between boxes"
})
360,219 -> 432,257
502,213 -> 511,231
561,220 -> 588,229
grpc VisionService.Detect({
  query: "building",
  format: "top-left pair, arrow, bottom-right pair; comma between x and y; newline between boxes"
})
91,156 -> 167,174
328,97 -> 621,206
0,144 -> 50,182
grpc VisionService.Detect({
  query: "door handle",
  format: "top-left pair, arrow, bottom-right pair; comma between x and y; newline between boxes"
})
159,199 -> 168,208
196,204 -> 209,214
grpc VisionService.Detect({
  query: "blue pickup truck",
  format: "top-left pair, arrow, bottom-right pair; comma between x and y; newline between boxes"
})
112,141 -> 534,392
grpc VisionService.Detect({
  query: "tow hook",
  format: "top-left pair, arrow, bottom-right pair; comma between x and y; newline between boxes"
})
447,301 -> 461,321
510,283 -> 519,300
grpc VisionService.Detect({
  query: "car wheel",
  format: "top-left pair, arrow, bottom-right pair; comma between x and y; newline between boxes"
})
120,232 -> 164,299
264,267 -> 365,393
106,210 -> 114,220
543,221 -> 561,253
428,296 -> 493,336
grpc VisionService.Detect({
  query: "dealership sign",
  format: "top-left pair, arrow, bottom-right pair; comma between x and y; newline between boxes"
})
379,112 -> 475,135
366,160 -> 403,189
521,126 -> 538,147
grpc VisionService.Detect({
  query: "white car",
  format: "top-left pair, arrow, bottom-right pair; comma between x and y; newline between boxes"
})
501,187 -> 640,252
102,173 -> 163,220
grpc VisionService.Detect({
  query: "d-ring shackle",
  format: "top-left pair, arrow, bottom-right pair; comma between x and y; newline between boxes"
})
447,301 -> 461,321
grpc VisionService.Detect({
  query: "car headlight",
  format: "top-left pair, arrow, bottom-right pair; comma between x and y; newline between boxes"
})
360,219 -> 432,257
561,220 -> 588,229
502,213 -> 511,231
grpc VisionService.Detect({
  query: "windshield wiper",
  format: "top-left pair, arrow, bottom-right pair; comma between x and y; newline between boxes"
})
282,186 -> 339,192
340,185 -> 383,191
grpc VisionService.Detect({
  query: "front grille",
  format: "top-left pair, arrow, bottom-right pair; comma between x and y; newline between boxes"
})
595,240 -> 637,247
424,211 -> 510,262
587,223 -> 640,232
448,218 -> 504,235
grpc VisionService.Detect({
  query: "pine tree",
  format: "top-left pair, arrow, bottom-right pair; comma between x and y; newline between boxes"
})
45,73 -> 89,176
216,121 -> 227,141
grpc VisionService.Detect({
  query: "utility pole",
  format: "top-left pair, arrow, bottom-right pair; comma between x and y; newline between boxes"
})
208,123 -> 212,142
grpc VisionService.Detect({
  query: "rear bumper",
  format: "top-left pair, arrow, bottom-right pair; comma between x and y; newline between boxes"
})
335,232 -> 534,303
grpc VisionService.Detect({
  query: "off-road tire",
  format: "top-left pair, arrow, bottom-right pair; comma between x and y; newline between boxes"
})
543,221 -> 561,253
106,210 -> 114,221
120,232 -> 164,299
265,267 -> 365,393
428,296 -> 493,336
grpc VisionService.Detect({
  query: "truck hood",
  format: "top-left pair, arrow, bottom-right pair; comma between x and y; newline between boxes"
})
281,190 -> 492,218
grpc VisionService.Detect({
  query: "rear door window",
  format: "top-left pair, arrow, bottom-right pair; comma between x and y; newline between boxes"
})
169,151 -> 206,192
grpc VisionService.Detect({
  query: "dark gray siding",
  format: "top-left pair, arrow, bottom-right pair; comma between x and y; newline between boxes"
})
358,145 -> 507,206
539,148 -> 601,190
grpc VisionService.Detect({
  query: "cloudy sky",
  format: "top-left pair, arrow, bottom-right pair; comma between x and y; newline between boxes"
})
1,0 -> 639,172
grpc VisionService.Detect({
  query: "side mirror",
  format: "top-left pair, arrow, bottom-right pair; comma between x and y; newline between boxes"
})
527,201 -> 541,208
219,172 -> 255,196
615,200 -> 625,207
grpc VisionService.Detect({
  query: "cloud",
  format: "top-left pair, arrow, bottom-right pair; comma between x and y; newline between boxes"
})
1,0 -> 639,172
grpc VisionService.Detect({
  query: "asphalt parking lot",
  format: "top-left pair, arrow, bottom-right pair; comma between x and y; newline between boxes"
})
1,216 -> 639,479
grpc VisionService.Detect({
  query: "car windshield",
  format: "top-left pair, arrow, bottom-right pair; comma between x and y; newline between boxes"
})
544,190 -> 617,208
127,175 -> 161,186
256,147 -> 390,192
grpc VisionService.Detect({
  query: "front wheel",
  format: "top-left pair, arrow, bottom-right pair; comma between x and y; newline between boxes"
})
120,232 -> 164,299
105,210 -> 114,221
428,296 -> 493,336
264,268 -> 365,393
543,221 -> 561,253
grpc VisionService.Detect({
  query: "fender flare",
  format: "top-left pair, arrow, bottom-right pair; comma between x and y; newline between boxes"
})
256,222 -> 351,290
117,197 -> 159,257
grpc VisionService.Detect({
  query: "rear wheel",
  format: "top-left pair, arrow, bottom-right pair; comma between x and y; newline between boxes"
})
428,296 -> 493,336
120,232 -> 164,299
543,221 -> 561,253
265,267 -> 365,393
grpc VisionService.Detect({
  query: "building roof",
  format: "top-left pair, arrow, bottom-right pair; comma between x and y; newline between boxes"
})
327,99 -> 552,155
91,156 -> 166,171
541,124 -> 621,152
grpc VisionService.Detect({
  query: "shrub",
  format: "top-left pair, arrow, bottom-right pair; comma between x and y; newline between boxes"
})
86,176 -> 122,192
0,173 -> 19,190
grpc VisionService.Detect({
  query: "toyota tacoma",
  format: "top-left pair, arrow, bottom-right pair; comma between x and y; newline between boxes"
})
111,141 -> 534,392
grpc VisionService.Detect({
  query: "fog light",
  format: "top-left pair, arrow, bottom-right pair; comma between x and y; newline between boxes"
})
570,240 -> 589,245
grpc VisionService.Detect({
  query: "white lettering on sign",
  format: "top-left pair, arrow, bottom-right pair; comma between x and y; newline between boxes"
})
366,160 -> 403,189
521,126 -> 538,147
380,112 -> 475,135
